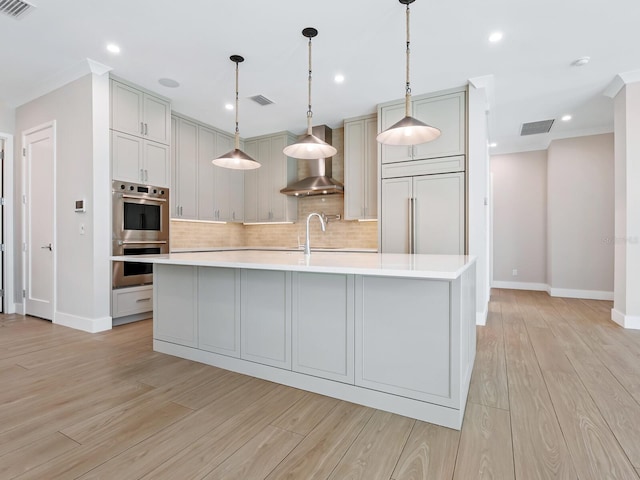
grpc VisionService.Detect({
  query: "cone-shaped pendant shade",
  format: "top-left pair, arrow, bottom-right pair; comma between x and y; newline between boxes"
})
377,0 -> 441,146
213,54 -> 260,170
212,148 -> 260,170
282,133 -> 337,159
376,115 -> 441,145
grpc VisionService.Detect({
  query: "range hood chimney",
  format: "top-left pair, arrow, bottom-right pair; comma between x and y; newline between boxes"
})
280,125 -> 344,196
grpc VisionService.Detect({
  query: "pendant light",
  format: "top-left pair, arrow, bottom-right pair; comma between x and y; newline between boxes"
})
283,28 -> 337,160
376,0 -> 441,146
212,55 -> 260,170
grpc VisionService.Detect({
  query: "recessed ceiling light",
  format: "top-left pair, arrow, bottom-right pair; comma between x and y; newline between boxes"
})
158,78 -> 180,88
488,31 -> 503,43
561,114 -> 572,122
489,142 -> 497,148
225,104 -> 234,110
334,74 -> 345,84
572,56 -> 590,67
106,43 -> 120,54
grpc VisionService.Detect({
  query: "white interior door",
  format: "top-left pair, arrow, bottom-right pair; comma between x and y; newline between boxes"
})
24,123 -> 55,320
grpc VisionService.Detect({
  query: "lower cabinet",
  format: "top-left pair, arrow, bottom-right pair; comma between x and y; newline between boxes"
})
291,272 -> 354,384
153,264 -> 198,347
240,269 -> 292,369
198,267 -> 241,358
112,285 -> 153,318
355,275 -> 456,407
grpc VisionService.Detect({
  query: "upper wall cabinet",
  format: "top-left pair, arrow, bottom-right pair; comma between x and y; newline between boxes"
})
243,132 -> 297,224
379,90 -> 466,165
111,79 -> 171,145
344,114 -> 378,221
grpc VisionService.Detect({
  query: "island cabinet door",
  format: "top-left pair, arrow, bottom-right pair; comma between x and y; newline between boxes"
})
153,264 -> 198,347
240,269 -> 292,370
197,267 -> 241,358
355,275 -> 458,407
291,272 -> 355,384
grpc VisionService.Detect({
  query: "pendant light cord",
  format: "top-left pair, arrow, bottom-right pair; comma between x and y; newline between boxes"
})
234,60 -> 240,149
307,35 -> 313,135
405,2 -> 412,117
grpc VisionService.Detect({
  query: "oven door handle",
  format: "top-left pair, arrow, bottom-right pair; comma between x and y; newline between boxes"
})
119,193 -> 167,203
117,240 -> 168,246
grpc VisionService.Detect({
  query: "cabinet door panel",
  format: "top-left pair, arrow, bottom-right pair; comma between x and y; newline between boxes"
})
381,177 -> 411,253
197,126 -> 216,220
364,117 -> 378,219
144,141 -> 169,187
111,81 -> 143,137
413,173 -> 465,255
229,169 -> 244,223
269,135 -> 287,221
292,273 -> 354,383
257,139 -> 272,221
112,131 -> 143,183
214,133 -> 233,221
380,103 -> 412,164
176,119 -> 198,219
344,120 -> 365,220
243,141 -> 258,222
241,269 -> 291,369
355,276 -> 453,403
143,94 -> 171,145
154,265 -> 197,347
413,92 -> 465,160
198,267 -> 240,357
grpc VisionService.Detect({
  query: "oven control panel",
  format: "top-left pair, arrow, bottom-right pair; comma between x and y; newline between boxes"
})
113,181 -> 169,200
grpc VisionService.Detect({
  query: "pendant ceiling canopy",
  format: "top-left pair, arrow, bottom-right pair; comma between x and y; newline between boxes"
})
376,0 -> 441,146
213,54 -> 261,170
283,27 -> 338,160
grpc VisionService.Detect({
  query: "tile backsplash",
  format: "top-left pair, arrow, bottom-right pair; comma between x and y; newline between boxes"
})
170,127 -> 379,251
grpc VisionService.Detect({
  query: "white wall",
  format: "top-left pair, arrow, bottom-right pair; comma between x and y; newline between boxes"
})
491,150 -> 547,286
0,101 -> 15,133
14,73 -> 111,331
547,134 -> 615,297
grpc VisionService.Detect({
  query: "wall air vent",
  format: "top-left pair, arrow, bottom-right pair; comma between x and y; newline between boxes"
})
520,119 -> 555,136
0,0 -> 35,19
249,94 -> 275,106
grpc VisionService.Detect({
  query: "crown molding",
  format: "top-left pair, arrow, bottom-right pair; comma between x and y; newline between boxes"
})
604,69 -> 640,99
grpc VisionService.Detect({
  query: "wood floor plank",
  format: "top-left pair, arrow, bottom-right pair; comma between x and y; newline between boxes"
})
0,432 -> 79,479
391,421 -> 460,480
526,321 -> 639,480
271,391 -> 339,435
265,402 -> 374,480
468,309 -> 509,410
202,425 -> 303,480
170,370 -> 251,410
327,410 -> 414,480
503,312 -> 577,479
452,403 -> 514,480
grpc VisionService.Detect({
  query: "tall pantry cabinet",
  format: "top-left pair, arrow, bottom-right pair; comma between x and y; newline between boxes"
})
378,88 -> 467,254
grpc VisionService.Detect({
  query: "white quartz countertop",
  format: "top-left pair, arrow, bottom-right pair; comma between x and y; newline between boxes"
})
112,250 -> 476,280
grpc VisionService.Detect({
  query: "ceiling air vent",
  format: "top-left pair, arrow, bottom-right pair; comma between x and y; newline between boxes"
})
0,0 -> 35,19
520,119 -> 555,136
249,94 -> 275,106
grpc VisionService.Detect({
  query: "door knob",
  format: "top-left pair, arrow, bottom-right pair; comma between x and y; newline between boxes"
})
41,243 -> 52,251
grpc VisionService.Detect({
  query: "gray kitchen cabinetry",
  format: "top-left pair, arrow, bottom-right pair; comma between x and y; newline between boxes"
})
240,269 -> 292,369
111,130 -> 170,188
173,116 -> 198,219
198,267 -> 241,358
344,114 -> 378,221
110,79 -> 171,145
153,264 -> 198,347
243,132 -> 297,223
379,89 -> 466,164
292,272 -> 355,384
381,172 -> 465,255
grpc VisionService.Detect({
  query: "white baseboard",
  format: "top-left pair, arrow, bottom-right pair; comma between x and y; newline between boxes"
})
54,311 -> 112,333
14,303 -> 25,315
476,306 -> 488,326
491,281 -> 548,291
548,287 -> 613,301
611,308 -> 640,330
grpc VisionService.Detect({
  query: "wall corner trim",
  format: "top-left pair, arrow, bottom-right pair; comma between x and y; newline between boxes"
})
55,311 -> 112,333
604,70 -> 640,98
611,308 -> 640,330
476,306 -> 488,326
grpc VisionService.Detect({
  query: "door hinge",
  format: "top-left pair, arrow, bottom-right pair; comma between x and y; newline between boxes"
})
22,148 -> 26,157
22,289 -> 26,298
0,243 -> 5,252
22,195 -> 26,205
0,197 -> 4,206
0,289 -> 4,297
0,150 -> 4,161
22,242 -> 27,252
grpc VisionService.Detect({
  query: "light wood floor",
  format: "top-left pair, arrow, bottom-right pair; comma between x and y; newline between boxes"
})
1,289 -> 640,479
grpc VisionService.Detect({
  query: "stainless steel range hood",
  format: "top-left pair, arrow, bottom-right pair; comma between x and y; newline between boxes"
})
280,125 -> 344,196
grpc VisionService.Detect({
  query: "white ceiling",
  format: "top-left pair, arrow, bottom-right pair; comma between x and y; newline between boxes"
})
1,0 -> 638,154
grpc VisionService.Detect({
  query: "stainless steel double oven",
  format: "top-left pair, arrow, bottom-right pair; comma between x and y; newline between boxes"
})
112,180 -> 169,288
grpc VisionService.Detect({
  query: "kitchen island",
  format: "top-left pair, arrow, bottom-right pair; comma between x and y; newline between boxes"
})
112,250 -> 476,429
